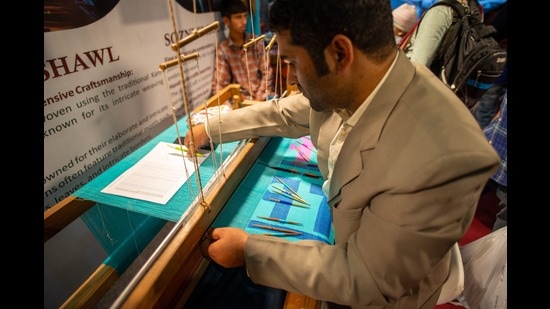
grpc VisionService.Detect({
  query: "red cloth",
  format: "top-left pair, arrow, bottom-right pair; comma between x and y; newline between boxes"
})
460,188 -> 500,246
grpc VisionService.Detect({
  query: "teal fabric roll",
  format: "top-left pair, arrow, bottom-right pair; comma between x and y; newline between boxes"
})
74,115 -> 241,222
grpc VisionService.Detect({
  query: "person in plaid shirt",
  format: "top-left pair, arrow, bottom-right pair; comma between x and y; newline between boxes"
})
483,87 -> 507,231
212,0 -> 275,101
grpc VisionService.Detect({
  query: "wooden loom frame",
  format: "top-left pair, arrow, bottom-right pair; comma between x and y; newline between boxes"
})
44,83 -> 319,309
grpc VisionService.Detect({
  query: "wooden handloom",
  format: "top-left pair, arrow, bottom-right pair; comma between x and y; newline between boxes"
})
44,83 -> 319,309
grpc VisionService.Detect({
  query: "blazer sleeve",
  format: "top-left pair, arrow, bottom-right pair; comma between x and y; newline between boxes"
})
206,93 -> 311,142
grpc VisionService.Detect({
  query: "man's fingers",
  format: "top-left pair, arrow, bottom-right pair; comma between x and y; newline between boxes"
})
183,134 -> 196,157
205,227 -> 215,240
200,228 -> 215,260
209,227 -> 221,240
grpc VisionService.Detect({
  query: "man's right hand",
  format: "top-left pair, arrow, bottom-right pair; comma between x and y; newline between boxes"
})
183,123 -> 209,157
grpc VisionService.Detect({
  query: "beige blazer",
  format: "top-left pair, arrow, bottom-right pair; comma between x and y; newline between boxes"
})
206,50 -> 499,308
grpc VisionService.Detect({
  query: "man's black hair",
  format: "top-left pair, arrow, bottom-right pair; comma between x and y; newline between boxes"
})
220,0 -> 248,18
267,0 -> 395,76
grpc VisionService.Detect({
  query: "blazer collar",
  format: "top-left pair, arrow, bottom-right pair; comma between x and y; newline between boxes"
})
327,50 -> 417,202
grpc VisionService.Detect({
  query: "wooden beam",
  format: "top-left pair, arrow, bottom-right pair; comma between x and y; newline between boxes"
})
119,136 -> 270,308
60,264 -> 119,309
284,293 -> 321,309
198,83 -> 241,111
44,195 -> 96,242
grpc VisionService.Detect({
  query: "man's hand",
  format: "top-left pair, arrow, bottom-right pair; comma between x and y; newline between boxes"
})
201,227 -> 249,268
183,123 -> 209,157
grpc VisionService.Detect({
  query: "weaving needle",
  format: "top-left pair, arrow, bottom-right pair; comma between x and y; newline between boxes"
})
257,162 -> 320,178
295,147 -> 309,161
271,184 -> 308,205
251,223 -> 301,234
270,185 -> 308,205
261,232 -> 300,237
268,197 -> 310,209
166,144 -> 205,157
266,165 -> 321,179
288,162 -> 318,168
269,187 -> 302,204
257,215 -> 303,226
296,140 -> 317,153
274,177 -> 310,205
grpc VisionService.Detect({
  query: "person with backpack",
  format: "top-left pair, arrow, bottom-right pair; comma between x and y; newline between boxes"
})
402,0 -> 477,67
401,0 -> 506,108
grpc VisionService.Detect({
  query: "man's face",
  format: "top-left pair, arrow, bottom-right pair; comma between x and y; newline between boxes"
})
224,12 -> 248,35
276,30 -> 341,112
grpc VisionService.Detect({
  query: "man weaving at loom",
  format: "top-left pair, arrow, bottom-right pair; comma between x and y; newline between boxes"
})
184,0 -> 499,308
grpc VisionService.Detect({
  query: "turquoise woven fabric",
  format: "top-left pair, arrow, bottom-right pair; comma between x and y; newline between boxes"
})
214,137 -> 334,244
74,115 -> 241,222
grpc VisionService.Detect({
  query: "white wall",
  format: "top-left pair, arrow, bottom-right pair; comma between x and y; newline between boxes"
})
44,0 -> 220,210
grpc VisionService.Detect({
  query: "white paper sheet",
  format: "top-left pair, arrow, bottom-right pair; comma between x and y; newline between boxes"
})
101,141 -> 211,204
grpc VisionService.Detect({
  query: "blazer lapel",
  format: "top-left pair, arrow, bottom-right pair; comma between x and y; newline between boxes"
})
327,50 -> 417,203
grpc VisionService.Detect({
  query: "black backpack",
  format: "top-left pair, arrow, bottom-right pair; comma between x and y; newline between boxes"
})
400,0 -> 507,107
428,0 -> 507,106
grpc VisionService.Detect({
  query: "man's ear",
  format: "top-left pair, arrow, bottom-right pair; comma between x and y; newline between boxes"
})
222,16 -> 230,27
327,34 -> 354,73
